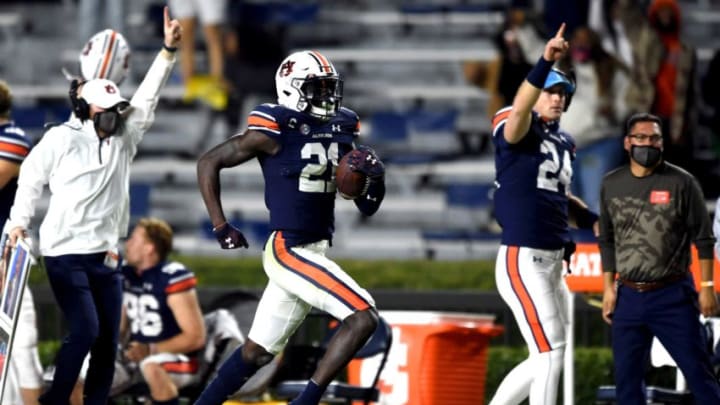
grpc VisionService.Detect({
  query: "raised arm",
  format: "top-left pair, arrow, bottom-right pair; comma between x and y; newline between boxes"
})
503,23 -> 569,144
197,130 -> 280,249
125,6 -> 182,136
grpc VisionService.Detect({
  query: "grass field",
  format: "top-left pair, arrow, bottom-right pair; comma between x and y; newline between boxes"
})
177,256 -> 498,290
29,255 -> 499,290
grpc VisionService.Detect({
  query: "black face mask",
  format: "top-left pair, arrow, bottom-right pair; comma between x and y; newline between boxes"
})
630,145 -> 662,168
94,110 -> 121,135
93,102 -> 130,136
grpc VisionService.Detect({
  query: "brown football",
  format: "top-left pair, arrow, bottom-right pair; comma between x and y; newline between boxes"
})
336,150 -> 367,199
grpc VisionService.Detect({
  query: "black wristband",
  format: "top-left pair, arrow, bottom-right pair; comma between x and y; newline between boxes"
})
162,43 -> 178,53
526,57 -> 554,89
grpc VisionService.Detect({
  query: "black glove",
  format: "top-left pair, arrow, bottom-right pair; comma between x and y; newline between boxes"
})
351,145 -> 385,179
212,223 -> 249,249
563,240 -> 576,274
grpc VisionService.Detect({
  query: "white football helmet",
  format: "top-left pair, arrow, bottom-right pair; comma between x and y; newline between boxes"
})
275,50 -> 343,120
79,29 -> 131,85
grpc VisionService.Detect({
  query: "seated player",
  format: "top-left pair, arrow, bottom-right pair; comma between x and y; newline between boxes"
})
74,218 -> 206,405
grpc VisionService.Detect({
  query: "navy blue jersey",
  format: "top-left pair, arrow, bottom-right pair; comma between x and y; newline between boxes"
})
492,107 -> 575,249
0,122 -> 31,225
122,261 -> 197,344
247,104 -> 359,246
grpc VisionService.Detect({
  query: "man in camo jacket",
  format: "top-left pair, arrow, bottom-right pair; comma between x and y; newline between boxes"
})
599,112 -> 720,403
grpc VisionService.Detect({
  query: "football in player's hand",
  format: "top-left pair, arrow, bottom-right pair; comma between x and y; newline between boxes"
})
336,150 -> 367,199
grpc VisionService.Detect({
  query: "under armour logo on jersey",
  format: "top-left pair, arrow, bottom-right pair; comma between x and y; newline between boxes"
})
280,60 -> 295,77
225,237 -> 235,248
533,256 -> 542,263
332,124 -> 341,132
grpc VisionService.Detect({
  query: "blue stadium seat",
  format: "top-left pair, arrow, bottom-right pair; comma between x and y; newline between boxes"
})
369,111 -> 408,143
11,106 -> 47,129
405,108 -> 458,134
445,182 -> 494,208
129,183 -> 151,218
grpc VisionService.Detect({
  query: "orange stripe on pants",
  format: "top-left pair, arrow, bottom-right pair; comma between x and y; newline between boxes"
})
273,232 -> 369,311
507,246 -> 551,352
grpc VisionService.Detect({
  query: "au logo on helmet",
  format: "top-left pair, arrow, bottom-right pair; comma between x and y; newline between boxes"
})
280,61 -> 295,77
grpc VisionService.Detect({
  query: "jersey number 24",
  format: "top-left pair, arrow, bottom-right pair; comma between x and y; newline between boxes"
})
537,140 -> 572,193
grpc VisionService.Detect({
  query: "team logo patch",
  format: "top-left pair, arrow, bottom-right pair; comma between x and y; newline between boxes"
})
300,123 -> 311,135
280,60 -> 295,77
105,84 -> 117,94
650,190 -> 670,204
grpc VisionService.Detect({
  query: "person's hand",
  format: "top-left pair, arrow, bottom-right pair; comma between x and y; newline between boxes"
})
163,6 -> 182,49
699,287 -> 719,317
213,223 -> 249,249
5,227 -> 26,258
543,23 -> 569,62
592,220 -> 600,237
602,284 -> 617,325
351,146 -> 385,179
124,341 -> 150,362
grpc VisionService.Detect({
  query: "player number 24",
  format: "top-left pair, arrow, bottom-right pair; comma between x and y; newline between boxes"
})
300,142 -> 338,193
537,140 -> 571,193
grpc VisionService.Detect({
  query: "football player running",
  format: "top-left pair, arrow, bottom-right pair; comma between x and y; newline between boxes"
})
194,50 -> 385,405
489,24 -> 599,405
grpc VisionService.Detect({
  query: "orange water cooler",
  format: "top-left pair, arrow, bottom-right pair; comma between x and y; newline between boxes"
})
348,311 -> 504,405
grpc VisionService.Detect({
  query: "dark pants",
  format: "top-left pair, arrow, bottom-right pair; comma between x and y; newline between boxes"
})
612,276 -> 720,403
39,253 -> 122,405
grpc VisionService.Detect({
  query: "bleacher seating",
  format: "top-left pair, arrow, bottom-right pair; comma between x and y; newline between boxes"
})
4,0 -> 720,260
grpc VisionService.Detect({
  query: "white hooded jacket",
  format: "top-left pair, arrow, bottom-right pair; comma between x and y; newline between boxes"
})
7,51 -> 175,256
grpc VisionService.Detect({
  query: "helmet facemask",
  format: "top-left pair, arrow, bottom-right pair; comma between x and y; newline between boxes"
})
294,75 -> 343,120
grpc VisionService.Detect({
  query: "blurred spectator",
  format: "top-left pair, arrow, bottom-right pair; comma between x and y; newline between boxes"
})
587,0 -> 636,68
543,0 -> 589,37
223,2 -> 286,134
558,26 -> 629,212
465,6 -> 544,120
702,49 -> 720,150
168,0 -> 229,111
78,0 -> 125,45
626,0 -> 698,171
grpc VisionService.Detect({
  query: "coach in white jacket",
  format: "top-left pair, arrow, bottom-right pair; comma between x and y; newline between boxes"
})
5,7 -> 182,405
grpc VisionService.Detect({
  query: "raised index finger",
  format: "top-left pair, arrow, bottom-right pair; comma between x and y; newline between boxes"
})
555,23 -> 566,39
164,5 -> 170,27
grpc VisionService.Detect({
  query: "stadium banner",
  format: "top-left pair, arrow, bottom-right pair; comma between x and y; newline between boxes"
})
0,237 -> 35,402
565,243 -> 720,293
